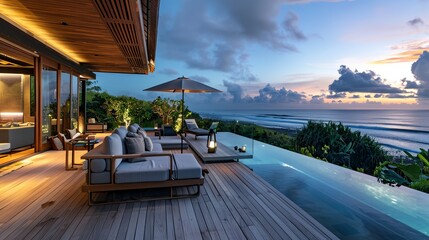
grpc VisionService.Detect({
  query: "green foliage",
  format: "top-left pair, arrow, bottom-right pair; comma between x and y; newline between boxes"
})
294,121 -> 389,174
374,161 -> 421,184
411,178 -> 429,193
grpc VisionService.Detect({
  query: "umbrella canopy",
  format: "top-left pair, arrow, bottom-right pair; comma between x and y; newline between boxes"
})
144,76 -> 221,93
144,76 -> 221,152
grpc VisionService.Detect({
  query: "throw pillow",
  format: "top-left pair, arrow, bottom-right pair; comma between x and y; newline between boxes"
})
128,124 -> 139,133
124,137 -> 146,162
144,136 -> 153,151
137,128 -> 148,138
66,128 -> 77,139
126,132 -> 140,138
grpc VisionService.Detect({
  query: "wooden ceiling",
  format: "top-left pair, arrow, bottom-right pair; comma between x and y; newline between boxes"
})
0,0 -> 159,74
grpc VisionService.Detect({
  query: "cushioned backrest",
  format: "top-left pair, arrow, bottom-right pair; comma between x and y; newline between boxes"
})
113,126 -> 127,153
185,119 -> 199,129
103,133 -> 123,170
66,128 -> 77,139
128,124 -> 139,133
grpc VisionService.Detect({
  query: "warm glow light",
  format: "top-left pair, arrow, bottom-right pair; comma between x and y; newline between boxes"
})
0,6 -> 84,63
209,141 -> 215,148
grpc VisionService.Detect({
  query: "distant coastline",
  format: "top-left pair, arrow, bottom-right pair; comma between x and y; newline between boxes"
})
200,109 -> 429,155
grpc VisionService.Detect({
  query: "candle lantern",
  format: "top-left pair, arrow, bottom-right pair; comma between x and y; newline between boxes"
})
207,129 -> 217,153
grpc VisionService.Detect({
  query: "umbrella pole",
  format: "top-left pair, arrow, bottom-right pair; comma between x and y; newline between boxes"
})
181,90 -> 184,153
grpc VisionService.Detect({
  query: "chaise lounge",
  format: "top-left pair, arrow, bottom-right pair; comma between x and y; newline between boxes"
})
184,119 -> 219,140
81,125 -> 206,205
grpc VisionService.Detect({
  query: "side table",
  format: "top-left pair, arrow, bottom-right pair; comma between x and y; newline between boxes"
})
65,135 -> 98,170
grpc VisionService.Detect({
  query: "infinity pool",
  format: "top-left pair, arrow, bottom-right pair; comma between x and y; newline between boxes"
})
217,132 -> 429,239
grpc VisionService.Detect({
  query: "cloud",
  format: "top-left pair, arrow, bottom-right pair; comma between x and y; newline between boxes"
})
350,94 -> 360,99
374,93 -> 383,98
365,94 -> 371,98
328,65 -> 404,93
400,78 -> 420,89
223,80 -> 243,103
407,17 -> 424,27
158,0 -> 307,80
372,40 -> 429,64
158,68 -> 179,76
326,92 -> 346,99
221,81 -> 307,103
411,51 -> 429,97
253,84 -> 307,103
283,12 -> 307,40
385,93 -> 417,98
310,95 -> 325,104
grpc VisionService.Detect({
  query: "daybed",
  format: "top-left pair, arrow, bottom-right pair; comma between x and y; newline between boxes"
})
81,124 -> 206,205
184,119 -> 219,139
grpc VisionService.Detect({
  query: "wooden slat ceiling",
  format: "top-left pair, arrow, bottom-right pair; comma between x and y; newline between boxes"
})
0,0 -> 159,74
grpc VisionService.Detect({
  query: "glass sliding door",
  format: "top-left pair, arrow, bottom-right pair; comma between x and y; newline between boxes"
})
60,71 -> 71,133
41,66 -> 57,144
71,75 -> 79,129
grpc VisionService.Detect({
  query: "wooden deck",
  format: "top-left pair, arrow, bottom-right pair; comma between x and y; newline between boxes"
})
184,135 -> 253,163
0,148 -> 338,239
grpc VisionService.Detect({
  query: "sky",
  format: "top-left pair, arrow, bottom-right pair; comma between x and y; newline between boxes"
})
96,0 -> 429,111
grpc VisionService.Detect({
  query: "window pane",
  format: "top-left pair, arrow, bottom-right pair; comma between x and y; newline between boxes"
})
41,66 -> 57,143
60,71 -> 71,132
71,75 -> 79,129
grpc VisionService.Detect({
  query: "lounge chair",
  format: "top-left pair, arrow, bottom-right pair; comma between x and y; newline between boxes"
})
184,119 -> 218,140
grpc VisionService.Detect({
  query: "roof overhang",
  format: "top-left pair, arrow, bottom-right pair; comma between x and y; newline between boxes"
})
0,0 -> 159,76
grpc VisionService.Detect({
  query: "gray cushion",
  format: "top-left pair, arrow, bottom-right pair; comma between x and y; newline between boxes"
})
52,137 -> 63,150
126,132 -> 140,138
90,172 -> 110,184
151,143 -> 163,152
103,133 -> 123,170
112,127 -> 127,154
173,153 -> 202,179
67,128 -> 77,139
91,159 -> 106,173
187,123 -> 198,130
128,124 -> 139,133
124,137 -> 146,162
113,126 -> 127,140
144,136 -> 154,151
115,156 -> 171,183
137,128 -> 148,138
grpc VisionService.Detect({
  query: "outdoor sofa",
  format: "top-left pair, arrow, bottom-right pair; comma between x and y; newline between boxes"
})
81,124 -> 206,205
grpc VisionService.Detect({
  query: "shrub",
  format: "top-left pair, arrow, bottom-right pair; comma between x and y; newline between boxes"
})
295,121 -> 389,174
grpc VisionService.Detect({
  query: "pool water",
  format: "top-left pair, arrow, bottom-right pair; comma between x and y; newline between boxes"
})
217,132 -> 429,239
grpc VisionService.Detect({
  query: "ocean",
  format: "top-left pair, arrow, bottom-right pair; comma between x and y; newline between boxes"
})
199,109 -> 429,154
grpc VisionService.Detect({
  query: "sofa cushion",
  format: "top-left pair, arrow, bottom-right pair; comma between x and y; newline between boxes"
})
126,132 -> 140,138
144,136 -> 154,151
66,128 -> 77,139
151,143 -> 163,152
115,156 -> 171,183
103,133 -> 123,170
91,159 -> 106,173
173,153 -> 202,179
124,136 -> 146,162
137,128 -> 148,138
112,127 -> 127,154
128,124 -> 139,133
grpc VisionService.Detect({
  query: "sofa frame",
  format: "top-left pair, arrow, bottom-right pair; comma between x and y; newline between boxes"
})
81,144 -> 206,205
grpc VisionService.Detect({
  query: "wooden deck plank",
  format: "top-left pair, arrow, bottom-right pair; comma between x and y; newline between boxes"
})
0,149 -> 338,240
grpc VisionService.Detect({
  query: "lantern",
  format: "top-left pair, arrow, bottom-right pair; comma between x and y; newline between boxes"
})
207,129 -> 217,153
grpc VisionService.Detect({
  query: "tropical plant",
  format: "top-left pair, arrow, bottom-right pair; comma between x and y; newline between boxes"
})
294,121 -> 389,174
151,97 -> 181,125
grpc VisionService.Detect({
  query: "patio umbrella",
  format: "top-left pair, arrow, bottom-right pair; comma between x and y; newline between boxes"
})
144,76 -> 221,152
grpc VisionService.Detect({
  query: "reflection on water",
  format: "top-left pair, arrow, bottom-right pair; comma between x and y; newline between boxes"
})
218,132 -> 429,239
